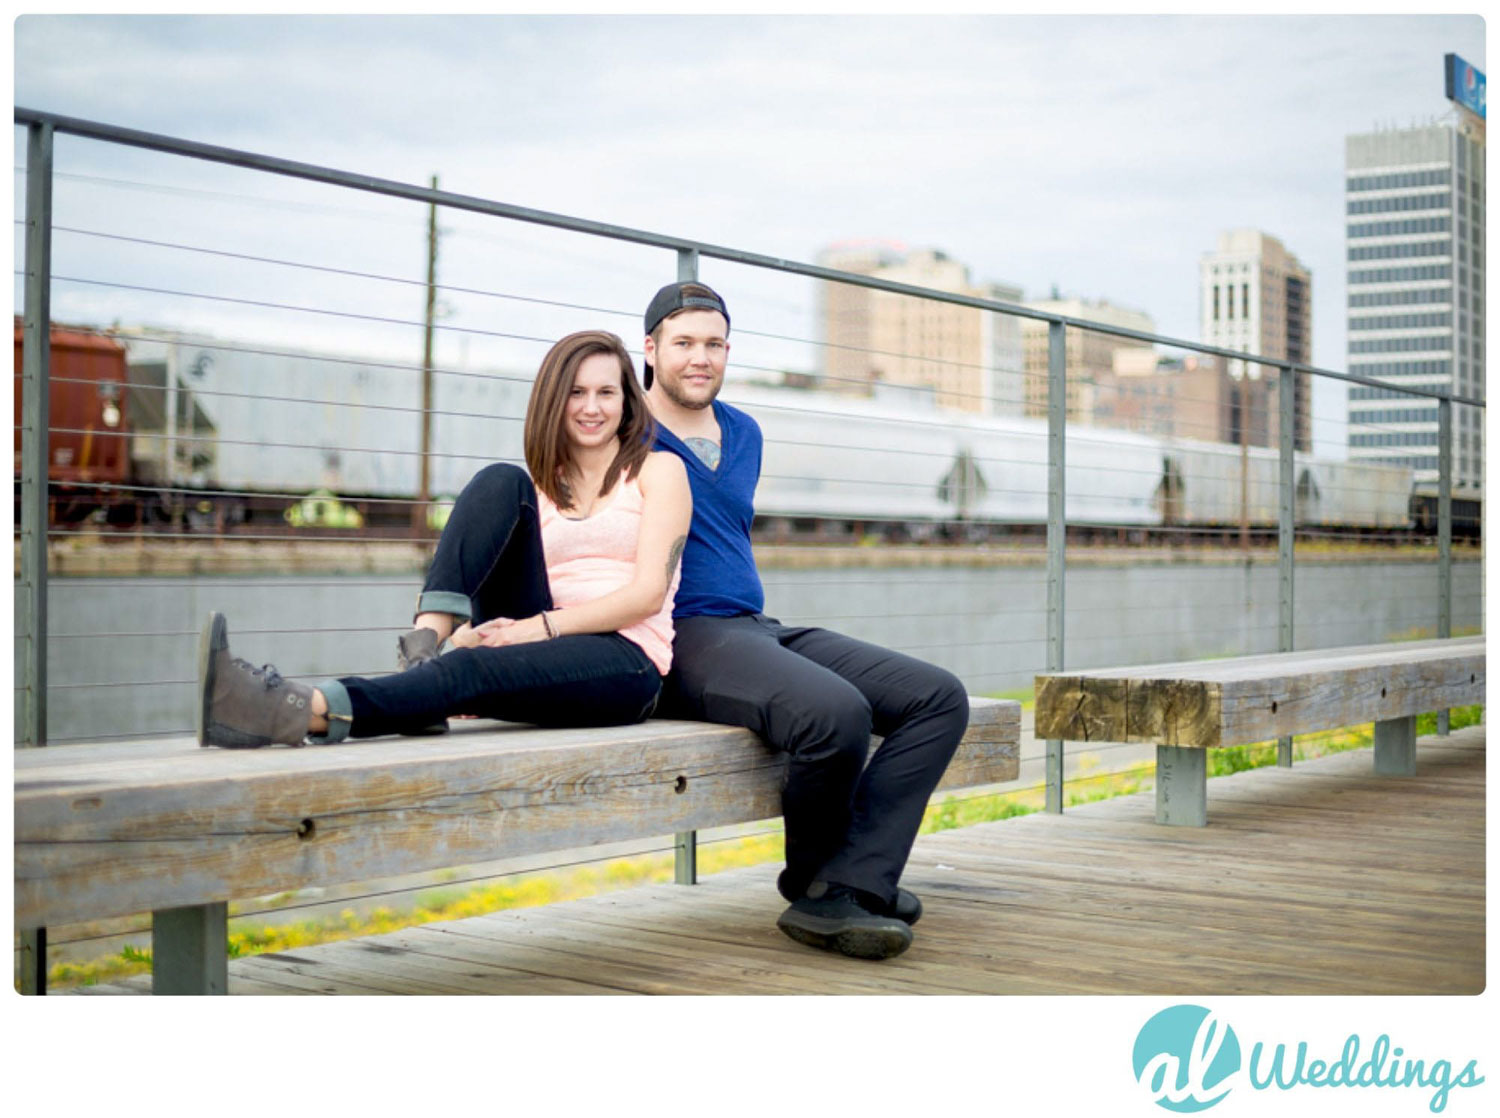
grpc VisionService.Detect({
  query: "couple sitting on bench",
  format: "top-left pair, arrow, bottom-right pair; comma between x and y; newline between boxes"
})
199,282 -> 970,961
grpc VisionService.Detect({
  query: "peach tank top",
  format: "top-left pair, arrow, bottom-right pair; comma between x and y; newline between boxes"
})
537,475 -> 680,675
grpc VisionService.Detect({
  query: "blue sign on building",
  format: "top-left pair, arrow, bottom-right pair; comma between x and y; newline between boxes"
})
1445,53 -> 1486,119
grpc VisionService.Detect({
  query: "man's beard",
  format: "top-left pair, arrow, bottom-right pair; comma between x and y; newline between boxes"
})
657,376 -> 715,411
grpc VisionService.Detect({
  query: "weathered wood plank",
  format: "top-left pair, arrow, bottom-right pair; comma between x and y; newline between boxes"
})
16,697 -> 1019,927
1040,637 -> 1482,684
1035,637 -> 1484,747
1033,674 -> 1127,742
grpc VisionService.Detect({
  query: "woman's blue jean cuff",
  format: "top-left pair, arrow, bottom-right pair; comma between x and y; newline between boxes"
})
415,590 -> 472,621
308,678 -> 354,744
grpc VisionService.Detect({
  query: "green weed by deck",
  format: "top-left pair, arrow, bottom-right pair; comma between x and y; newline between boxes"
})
1206,703 -> 1483,776
44,705 -> 1481,989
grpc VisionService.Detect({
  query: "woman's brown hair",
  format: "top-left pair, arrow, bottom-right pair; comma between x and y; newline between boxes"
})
523,330 -> 657,512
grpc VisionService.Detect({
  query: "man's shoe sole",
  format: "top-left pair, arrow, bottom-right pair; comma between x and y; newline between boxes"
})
776,909 -> 913,960
197,611 -> 227,748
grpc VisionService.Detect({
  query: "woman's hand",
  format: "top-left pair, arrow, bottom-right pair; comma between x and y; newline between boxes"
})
471,615 -> 550,647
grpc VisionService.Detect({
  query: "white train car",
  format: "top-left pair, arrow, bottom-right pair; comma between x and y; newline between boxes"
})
728,386 -> 1164,528
123,331 -> 531,501
732,387 -> 973,524
1161,436 -> 1412,529
1300,458 -> 1413,530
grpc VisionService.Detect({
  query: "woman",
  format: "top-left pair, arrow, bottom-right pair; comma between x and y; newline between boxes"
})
198,330 -> 691,748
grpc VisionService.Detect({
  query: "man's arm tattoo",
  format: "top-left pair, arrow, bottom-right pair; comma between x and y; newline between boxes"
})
666,535 -> 687,581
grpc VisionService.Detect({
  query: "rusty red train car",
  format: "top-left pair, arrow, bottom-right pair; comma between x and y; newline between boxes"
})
13,319 -> 131,518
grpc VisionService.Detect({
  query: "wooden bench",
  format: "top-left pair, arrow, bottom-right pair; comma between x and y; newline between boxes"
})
1034,637 -> 1484,827
15,696 -> 1018,994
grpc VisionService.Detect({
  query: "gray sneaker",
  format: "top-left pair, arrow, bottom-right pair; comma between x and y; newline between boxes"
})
396,626 -> 442,671
396,625 -> 449,735
197,612 -> 316,749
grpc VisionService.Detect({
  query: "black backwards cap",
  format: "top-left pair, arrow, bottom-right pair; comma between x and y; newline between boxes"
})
642,282 -> 730,389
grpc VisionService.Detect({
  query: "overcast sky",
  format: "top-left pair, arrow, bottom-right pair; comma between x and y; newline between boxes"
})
10,11 -> 1488,456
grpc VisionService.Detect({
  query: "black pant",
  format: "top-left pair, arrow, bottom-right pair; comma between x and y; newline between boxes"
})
319,464 -> 662,740
661,613 -> 968,906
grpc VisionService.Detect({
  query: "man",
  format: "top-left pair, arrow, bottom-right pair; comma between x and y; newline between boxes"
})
641,281 -> 969,961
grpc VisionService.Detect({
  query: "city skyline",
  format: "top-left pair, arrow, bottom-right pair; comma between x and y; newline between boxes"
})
11,13 -> 1487,461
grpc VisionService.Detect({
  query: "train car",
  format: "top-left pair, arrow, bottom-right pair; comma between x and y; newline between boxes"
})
1410,483 -> 1484,541
727,385 -> 1164,535
1302,458 -> 1413,532
1160,436 -> 1413,532
122,332 -> 531,500
13,320 -> 130,482
13,320 -> 132,521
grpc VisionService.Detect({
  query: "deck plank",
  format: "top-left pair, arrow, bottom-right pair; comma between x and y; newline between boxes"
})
62,724 -> 1485,996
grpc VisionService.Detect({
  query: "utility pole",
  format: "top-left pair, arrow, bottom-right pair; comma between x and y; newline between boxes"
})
413,175 -> 439,538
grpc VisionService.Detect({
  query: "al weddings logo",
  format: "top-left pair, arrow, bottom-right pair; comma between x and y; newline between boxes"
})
1131,1004 -> 1485,1114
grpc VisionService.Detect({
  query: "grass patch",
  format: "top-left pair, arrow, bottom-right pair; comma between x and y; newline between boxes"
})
44,704 -> 1481,990
986,687 -> 1034,710
1205,703 -> 1483,776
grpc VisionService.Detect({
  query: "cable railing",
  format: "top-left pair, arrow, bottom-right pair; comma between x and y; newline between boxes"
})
14,106 -> 1484,985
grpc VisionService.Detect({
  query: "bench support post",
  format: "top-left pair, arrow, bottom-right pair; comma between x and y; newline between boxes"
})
1155,746 -> 1207,827
18,927 -> 47,995
152,903 -> 228,995
1373,715 -> 1417,776
674,830 -> 697,885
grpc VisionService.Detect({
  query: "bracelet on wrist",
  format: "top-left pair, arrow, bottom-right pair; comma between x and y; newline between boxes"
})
541,611 -> 558,639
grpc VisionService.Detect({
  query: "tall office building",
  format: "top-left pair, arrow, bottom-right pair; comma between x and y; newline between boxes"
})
1344,119 -> 1485,491
1199,230 -> 1312,452
817,242 -> 1024,415
1019,296 -> 1155,423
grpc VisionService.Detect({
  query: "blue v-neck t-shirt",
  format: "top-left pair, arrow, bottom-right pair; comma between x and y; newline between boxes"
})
651,400 -> 765,618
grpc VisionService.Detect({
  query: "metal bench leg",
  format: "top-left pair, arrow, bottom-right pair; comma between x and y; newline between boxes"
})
674,830 -> 698,884
1373,715 -> 1417,776
152,903 -> 228,995
1277,735 -> 1293,768
1155,745 -> 1207,827
19,927 -> 47,995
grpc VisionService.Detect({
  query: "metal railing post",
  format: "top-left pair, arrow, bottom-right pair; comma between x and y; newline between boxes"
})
1437,398 -> 1453,735
673,246 -> 700,884
21,119 -> 53,749
1277,365 -> 1296,767
1045,320 -> 1066,813
19,119 -> 55,995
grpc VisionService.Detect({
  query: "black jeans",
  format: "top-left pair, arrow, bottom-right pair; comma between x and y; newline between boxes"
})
315,463 -> 662,741
661,613 -> 969,906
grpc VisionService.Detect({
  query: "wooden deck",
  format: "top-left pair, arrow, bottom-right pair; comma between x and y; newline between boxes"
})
68,723 -> 1484,995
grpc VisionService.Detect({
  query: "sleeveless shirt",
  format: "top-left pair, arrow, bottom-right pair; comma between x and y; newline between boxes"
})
536,474 -> 679,675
